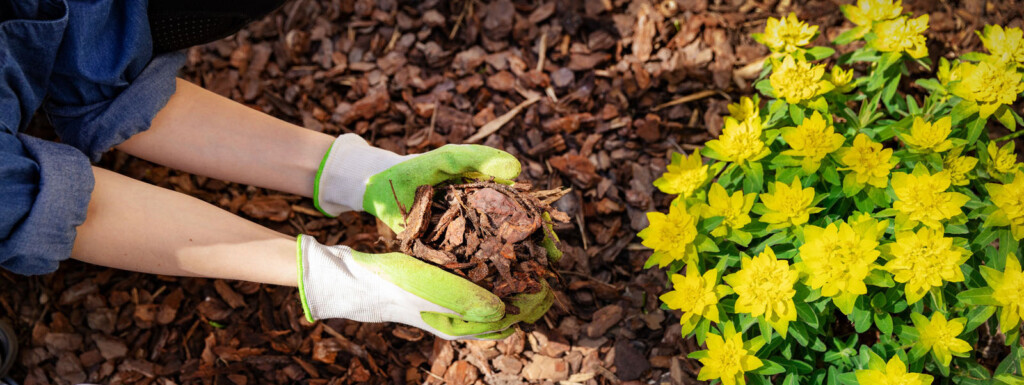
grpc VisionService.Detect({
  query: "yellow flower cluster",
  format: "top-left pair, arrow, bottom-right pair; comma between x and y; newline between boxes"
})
639,201 -> 698,267
769,56 -> 834,104
981,253 -> 1024,333
781,111 -> 844,172
884,227 -> 969,304
951,60 -> 1024,118
871,15 -> 929,58
902,116 -> 953,153
725,248 -> 799,337
891,168 -> 969,229
798,216 -> 884,314
705,116 -> 770,164
978,24 -> 1024,65
836,134 -> 896,188
841,0 -> 903,27
755,13 -> 818,54
653,152 -> 708,198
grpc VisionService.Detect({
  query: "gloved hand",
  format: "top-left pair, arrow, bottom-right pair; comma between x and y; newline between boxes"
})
297,235 -> 553,340
313,134 -> 521,231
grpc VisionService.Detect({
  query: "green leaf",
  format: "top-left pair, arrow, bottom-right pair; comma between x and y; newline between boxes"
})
782,373 -> 800,385
687,349 -> 710,359
823,165 -> 841,186
964,305 -> 997,333
834,25 -> 869,45
851,301 -> 873,333
958,287 -> 999,306
995,105 -> 1018,131
966,117 -> 988,144
806,46 -> 837,60
951,100 -> 980,126
789,103 -> 805,125
796,302 -> 820,329
743,162 -> 765,193
873,312 -> 893,335
780,358 -> 816,374
789,321 -> 811,347
754,359 -> 786,375
700,216 -> 726,234
756,79 -> 775,97
865,269 -> 895,287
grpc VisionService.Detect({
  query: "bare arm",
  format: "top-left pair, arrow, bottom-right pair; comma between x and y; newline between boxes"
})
71,167 -> 298,286
116,78 -> 334,197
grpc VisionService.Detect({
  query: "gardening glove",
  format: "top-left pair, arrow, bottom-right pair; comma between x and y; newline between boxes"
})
313,134 -> 521,232
297,235 -> 554,340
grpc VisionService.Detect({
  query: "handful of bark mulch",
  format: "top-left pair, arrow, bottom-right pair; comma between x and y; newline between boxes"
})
393,179 -> 571,314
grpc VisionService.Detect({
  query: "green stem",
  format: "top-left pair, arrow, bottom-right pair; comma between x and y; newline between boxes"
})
994,129 -> 1024,143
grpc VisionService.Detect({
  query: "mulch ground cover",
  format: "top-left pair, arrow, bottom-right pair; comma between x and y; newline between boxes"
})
2,0 -> 1022,384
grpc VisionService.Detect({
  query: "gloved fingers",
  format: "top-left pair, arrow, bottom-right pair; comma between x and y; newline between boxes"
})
473,327 -> 517,340
420,311 -> 519,336
511,284 -> 556,324
426,144 -> 522,181
350,251 -> 504,323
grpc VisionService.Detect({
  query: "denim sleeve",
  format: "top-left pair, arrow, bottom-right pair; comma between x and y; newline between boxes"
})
42,0 -> 185,162
0,133 -> 93,275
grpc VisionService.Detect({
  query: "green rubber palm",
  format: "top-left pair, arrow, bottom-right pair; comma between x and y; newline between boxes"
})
364,144 -> 521,232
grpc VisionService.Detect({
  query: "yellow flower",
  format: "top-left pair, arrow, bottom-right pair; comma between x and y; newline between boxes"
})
841,0 -> 903,26
830,66 -> 855,93
781,111 -> 845,172
891,168 -> 969,229
836,134 -> 896,188
980,253 -> 1024,333
760,178 -> 823,228
985,171 -> 1024,240
724,248 -> 799,337
943,149 -> 978,186
705,117 -> 770,165
871,15 -> 929,59
654,152 -> 708,197
798,219 -> 883,314
639,201 -> 699,268
661,264 -> 729,335
950,60 -> 1024,118
987,141 -> 1020,179
884,227 -> 968,304
910,312 -> 972,367
755,13 -> 818,54
696,323 -> 763,385
769,56 -> 835,104
701,183 -> 756,237
937,58 -> 963,86
728,96 -> 760,122
978,24 -> 1024,64
855,355 -> 934,385
902,116 -> 953,153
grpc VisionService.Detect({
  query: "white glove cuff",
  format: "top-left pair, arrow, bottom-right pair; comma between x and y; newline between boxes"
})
314,134 -> 409,216
298,235 -> 385,322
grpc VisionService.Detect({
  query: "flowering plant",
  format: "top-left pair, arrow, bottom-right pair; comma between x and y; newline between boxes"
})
642,2 -> 1024,384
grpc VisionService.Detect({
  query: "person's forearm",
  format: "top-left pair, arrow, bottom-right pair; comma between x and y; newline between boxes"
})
71,167 -> 298,286
116,78 -> 334,197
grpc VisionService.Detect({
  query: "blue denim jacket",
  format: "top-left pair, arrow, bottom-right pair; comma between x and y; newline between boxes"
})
1,0 -> 185,275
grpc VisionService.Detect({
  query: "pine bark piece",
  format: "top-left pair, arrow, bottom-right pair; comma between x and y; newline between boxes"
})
397,185 -> 434,254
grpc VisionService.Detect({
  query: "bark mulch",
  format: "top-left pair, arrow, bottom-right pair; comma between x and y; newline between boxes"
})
2,0 -> 1022,384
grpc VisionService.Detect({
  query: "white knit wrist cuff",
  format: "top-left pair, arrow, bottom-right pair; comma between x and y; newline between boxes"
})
314,134 -> 408,216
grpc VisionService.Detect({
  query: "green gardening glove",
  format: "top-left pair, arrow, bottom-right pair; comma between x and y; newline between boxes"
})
297,235 -> 552,340
313,134 -> 521,231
